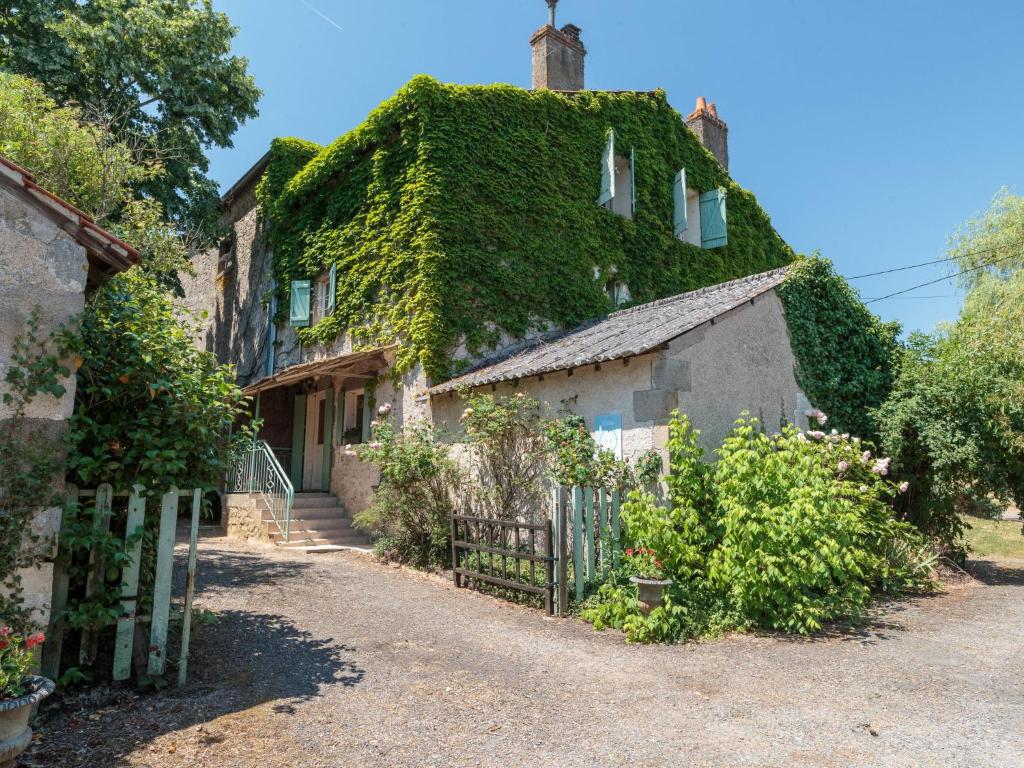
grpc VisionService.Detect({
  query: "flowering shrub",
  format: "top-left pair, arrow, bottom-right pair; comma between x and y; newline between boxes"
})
583,411 -> 933,642
0,627 -> 45,699
353,415 -> 463,568
622,548 -> 664,580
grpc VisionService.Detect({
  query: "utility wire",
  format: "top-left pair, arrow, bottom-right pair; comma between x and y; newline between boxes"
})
847,240 -> 1024,280
864,251 -> 1022,304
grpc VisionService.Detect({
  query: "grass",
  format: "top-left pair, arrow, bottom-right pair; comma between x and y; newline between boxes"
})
963,514 -> 1024,560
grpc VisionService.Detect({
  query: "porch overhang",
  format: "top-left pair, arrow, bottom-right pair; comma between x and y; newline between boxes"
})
243,346 -> 396,396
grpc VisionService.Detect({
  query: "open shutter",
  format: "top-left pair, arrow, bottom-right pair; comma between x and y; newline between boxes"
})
597,129 -> 615,206
326,264 -> 337,314
672,169 -> 688,238
699,188 -> 728,248
289,279 -> 311,327
629,147 -> 636,215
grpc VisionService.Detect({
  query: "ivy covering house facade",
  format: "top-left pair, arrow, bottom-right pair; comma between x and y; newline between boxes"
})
181,9 -> 810,545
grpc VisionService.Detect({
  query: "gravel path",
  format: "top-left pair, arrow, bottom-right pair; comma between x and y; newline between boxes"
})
27,531 -> 1024,768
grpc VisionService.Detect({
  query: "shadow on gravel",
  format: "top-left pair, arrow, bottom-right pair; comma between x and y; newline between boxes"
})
967,559 -> 1024,586
191,547 -> 315,591
24,609 -> 364,767
765,591 -> 941,645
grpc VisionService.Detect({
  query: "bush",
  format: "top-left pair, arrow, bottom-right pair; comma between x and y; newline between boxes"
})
353,415 -> 462,568
583,411 -> 933,642
709,419 -> 929,633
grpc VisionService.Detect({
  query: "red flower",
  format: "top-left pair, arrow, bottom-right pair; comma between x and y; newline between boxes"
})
0,627 -> 11,638
25,632 -> 45,650
625,548 -> 634,557
0,639 -> 8,652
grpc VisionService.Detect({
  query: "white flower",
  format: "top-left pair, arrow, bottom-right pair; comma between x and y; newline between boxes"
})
369,441 -> 382,450
899,481 -> 910,493
861,450 -> 872,465
378,402 -> 392,416
837,460 -> 849,472
859,485 -> 868,493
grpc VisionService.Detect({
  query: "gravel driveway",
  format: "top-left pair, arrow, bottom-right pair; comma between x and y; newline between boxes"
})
27,530 -> 1024,768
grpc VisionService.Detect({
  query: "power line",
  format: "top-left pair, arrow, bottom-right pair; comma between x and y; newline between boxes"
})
864,294 -> 957,301
847,240 -> 1024,280
864,251 -> 1022,304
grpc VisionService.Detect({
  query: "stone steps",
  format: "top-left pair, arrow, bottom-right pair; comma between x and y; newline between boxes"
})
264,491 -> 371,550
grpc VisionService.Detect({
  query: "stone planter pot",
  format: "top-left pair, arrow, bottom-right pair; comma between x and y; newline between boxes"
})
629,576 -> 673,614
0,676 -> 54,768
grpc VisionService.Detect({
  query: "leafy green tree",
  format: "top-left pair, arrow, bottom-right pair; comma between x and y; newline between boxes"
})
0,71 -> 194,290
61,270 -> 252,490
948,189 -> 1024,287
0,0 -> 260,234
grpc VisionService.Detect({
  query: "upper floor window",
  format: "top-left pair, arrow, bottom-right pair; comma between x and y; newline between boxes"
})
673,169 -> 727,249
597,129 -> 635,220
289,263 -> 337,328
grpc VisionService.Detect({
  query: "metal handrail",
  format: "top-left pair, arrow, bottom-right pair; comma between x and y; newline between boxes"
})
228,440 -> 294,542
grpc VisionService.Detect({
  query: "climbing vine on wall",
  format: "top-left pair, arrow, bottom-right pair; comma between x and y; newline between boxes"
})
776,255 -> 901,441
256,76 -> 794,381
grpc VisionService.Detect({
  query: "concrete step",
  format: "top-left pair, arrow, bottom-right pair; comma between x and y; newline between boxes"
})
262,506 -> 349,522
277,533 -> 372,549
270,524 -> 367,542
291,495 -> 341,509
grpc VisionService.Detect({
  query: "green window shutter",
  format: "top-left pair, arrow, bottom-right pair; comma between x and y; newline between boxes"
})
289,279 -> 311,327
699,188 -> 728,248
597,129 -> 615,206
673,169 -> 688,237
326,264 -> 337,314
629,147 -> 636,215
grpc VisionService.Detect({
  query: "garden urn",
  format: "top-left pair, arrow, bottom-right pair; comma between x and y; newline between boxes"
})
0,676 -> 54,767
629,576 -> 672,614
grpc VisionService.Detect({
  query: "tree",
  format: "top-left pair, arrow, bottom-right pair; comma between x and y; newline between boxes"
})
947,189 -> 1024,288
0,71 -> 192,290
878,195 -> 1024,554
0,0 -> 260,236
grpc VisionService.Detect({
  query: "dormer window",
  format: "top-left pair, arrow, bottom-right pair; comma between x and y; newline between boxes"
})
597,129 -> 635,220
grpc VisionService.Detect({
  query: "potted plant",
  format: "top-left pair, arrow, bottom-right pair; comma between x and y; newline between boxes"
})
625,548 -> 672,614
0,628 -> 53,767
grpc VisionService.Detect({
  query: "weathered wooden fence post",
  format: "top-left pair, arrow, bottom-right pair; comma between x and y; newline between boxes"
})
112,485 -> 146,681
147,487 -> 178,676
557,486 -> 568,615
80,483 -> 113,665
178,488 -> 202,687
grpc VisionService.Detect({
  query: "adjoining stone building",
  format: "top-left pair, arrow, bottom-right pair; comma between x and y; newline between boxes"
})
185,5 -> 810,545
0,154 -> 138,625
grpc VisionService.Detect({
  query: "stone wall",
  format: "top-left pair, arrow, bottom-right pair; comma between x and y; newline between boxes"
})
329,453 -> 380,520
180,182 -> 273,387
0,184 -> 88,627
222,493 -> 272,543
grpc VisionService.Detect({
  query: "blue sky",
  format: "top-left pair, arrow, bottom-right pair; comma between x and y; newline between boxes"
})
207,0 -> 1024,335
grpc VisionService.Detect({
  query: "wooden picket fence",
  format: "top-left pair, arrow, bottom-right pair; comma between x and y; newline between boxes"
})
551,485 -> 622,613
42,484 -> 203,687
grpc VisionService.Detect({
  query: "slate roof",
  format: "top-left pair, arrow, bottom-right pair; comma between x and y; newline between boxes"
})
428,266 -> 790,396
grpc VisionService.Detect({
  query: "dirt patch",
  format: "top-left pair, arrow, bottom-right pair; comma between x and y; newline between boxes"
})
23,533 -> 1024,768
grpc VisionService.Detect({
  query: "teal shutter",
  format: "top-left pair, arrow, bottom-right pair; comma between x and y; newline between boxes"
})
289,279 -> 311,327
672,169 -> 688,237
699,188 -> 728,248
629,147 -> 636,215
597,129 -> 615,206
326,264 -> 337,314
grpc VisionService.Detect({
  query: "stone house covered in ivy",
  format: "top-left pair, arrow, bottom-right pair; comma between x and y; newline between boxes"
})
182,6 -> 809,546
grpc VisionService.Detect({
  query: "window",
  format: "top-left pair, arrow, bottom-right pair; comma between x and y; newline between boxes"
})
289,280 -> 311,327
597,129 -> 635,220
293,264 -> 337,327
216,236 -> 235,277
311,273 -> 329,324
343,389 -> 366,444
672,170 -> 727,248
605,279 -> 631,307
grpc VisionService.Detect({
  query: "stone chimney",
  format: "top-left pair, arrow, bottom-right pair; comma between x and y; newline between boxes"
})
530,1 -> 586,91
686,96 -> 729,171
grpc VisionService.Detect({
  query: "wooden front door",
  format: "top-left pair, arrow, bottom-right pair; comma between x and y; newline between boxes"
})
302,390 -> 326,491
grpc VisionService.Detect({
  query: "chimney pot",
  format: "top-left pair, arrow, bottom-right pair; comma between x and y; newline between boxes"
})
686,96 -> 729,171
